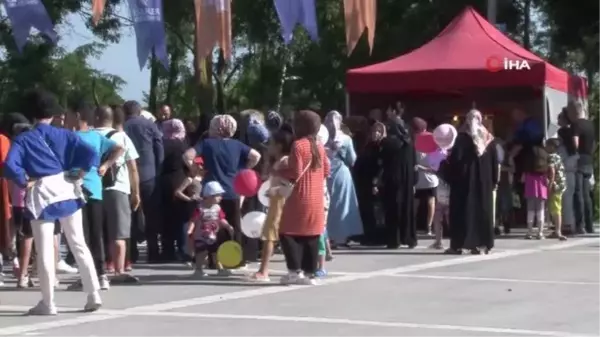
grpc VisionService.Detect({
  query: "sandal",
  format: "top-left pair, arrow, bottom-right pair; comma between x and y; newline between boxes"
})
248,273 -> 271,282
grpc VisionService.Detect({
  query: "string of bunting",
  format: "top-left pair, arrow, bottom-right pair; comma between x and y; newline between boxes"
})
3,0 -> 376,68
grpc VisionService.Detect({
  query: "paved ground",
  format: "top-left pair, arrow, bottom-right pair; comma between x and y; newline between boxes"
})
0,234 -> 598,336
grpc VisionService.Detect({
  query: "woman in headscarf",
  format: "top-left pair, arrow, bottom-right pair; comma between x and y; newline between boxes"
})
265,110 -> 283,133
278,110 -> 329,285
160,118 -> 191,261
238,110 -> 270,263
352,117 -> 384,244
184,114 -> 261,267
323,111 -> 363,246
371,121 -> 418,249
444,109 -> 498,254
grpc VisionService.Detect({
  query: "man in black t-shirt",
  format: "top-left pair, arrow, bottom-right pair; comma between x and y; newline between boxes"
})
568,101 -> 595,234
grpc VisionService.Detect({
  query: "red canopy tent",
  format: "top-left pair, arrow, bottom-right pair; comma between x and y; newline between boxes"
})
346,6 -> 587,97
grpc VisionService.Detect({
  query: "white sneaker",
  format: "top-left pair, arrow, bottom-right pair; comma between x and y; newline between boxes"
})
84,292 -> 102,312
27,301 -> 58,316
57,260 -> 78,274
280,272 -> 302,285
193,269 -> 207,278
298,277 -> 318,285
99,275 -> 110,290
54,278 -> 60,289
0,273 -> 5,287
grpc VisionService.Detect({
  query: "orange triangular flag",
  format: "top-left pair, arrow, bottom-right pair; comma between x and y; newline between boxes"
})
343,0 -> 377,56
92,0 -> 106,26
194,0 -> 232,60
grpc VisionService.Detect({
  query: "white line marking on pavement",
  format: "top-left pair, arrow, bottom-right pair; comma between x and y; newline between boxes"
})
0,306 -> 591,337
0,238 -> 596,336
386,274 -> 600,286
543,250 -> 599,255
268,269 -> 360,276
115,311 -> 599,337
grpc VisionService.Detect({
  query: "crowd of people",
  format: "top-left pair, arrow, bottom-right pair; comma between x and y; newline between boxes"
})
0,89 -> 595,316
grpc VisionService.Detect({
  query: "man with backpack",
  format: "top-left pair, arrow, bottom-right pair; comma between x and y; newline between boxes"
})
65,101 -> 124,291
96,106 -> 141,282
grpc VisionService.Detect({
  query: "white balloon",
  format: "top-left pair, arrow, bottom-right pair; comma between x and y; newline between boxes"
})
433,124 -> 457,150
241,211 -> 266,239
257,179 -> 271,207
317,124 -> 329,145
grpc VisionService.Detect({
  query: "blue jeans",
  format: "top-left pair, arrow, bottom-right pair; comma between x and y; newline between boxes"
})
574,164 -> 594,232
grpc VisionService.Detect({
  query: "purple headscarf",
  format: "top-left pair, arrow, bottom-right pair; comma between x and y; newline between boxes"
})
162,118 -> 186,140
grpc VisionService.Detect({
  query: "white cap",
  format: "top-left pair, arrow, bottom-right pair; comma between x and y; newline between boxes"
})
202,181 -> 225,197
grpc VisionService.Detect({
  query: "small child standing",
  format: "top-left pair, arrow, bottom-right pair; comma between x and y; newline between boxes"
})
523,139 -> 550,239
546,138 -> 567,241
315,183 -> 330,277
251,129 -> 293,282
187,181 -> 233,277
426,149 -> 450,250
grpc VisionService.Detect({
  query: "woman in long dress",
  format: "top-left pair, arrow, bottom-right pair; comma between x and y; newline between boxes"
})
444,109 -> 498,254
323,111 -> 363,245
160,119 -> 192,260
372,122 -> 417,249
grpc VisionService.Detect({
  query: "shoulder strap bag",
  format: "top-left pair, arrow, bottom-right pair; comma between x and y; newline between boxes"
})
277,159 -> 312,199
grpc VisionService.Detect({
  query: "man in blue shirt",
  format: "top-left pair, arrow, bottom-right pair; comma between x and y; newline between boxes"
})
4,90 -> 102,315
66,101 -> 123,290
123,101 -> 164,262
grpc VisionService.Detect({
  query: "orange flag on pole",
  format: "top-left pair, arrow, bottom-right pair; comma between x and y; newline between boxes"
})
92,0 -> 106,26
343,0 -> 377,55
194,0 -> 232,60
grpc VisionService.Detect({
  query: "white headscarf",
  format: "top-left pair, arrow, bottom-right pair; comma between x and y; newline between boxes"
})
464,109 -> 493,156
324,110 -> 343,149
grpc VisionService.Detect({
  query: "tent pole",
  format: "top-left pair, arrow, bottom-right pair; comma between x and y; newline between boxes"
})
345,93 -> 350,117
487,0 -> 497,24
542,86 -> 548,140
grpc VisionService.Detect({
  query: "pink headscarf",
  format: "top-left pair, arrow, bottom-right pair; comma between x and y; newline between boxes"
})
162,119 -> 186,140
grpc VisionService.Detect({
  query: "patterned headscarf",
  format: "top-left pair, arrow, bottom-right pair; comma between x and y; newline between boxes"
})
371,121 -> 387,142
162,118 -> 186,140
266,110 -> 283,131
209,114 -> 237,138
324,110 -> 343,149
463,109 -> 493,156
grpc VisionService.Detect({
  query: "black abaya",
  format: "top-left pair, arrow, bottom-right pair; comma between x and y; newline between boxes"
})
377,136 -> 417,248
445,134 -> 499,251
353,142 -> 382,243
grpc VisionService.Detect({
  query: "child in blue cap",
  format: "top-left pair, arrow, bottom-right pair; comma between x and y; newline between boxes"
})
187,181 -> 233,277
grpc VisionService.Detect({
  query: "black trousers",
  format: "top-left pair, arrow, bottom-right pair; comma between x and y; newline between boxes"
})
574,164 -> 594,232
279,235 -> 319,275
140,179 -> 162,260
82,199 -> 105,276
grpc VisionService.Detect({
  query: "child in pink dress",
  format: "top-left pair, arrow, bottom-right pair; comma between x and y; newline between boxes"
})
522,140 -> 549,239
